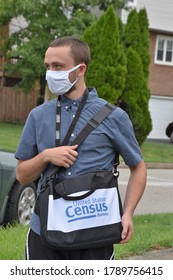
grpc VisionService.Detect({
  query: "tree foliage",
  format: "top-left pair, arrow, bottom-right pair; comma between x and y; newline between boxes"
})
94,0 -> 128,10
0,0 -> 127,102
83,5 -> 126,103
120,47 -> 152,145
123,9 -> 141,51
138,8 -> 150,80
0,1 -> 152,143
120,8 -> 152,144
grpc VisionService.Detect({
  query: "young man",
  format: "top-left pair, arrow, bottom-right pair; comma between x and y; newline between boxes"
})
15,36 -> 147,260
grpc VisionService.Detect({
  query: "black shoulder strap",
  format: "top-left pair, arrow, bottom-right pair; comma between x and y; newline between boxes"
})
44,103 -> 116,179
71,102 -> 116,146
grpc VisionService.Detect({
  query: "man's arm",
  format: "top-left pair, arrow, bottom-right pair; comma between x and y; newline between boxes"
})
16,145 -> 78,185
120,160 -> 147,244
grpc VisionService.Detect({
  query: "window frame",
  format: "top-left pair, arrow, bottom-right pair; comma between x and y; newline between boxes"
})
155,35 -> 173,66
127,0 -> 137,7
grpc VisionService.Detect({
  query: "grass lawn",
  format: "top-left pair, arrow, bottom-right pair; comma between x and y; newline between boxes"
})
0,223 -> 28,260
0,122 -> 173,163
115,213 -> 173,259
0,122 -> 23,152
141,140 -> 173,163
0,122 -> 173,260
0,213 -> 173,260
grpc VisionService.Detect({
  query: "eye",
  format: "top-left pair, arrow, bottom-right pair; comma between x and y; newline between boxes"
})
45,64 -> 50,70
53,64 -> 62,70
44,63 -> 63,71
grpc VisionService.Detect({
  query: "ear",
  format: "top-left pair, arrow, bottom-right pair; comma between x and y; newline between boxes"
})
78,64 -> 87,77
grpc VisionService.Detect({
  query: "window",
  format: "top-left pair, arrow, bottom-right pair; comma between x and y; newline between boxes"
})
127,0 -> 137,6
155,35 -> 173,65
166,40 -> 173,62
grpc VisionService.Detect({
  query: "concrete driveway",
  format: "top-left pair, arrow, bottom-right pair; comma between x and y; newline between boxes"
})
118,167 -> 173,214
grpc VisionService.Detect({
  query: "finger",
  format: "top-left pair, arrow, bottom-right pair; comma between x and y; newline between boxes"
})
120,227 -> 134,244
63,148 -> 77,159
69,149 -> 78,157
61,160 -> 73,168
66,155 -> 76,163
71,145 -> 78,150
64,156 -> 77,166
121,228 -> 128,241
120,235 -> 130,244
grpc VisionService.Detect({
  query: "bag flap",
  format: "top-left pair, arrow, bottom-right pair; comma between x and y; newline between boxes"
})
53,171 -> 116,197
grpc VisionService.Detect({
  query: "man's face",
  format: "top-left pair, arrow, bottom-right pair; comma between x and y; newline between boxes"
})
44,46 -> 78,83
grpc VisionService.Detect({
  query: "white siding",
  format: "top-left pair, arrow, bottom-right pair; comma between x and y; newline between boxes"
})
148,96 -> 173,139
9,16 -> 28,35
136,0 -> 173,33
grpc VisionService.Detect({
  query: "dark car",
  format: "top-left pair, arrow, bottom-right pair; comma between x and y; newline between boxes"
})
0,151 -> 36,225
166,122 -> 173,143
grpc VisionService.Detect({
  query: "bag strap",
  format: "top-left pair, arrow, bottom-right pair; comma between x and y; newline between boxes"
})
56,89 -> 89,147
71,102 -> 115,146
44,102 -> 116,180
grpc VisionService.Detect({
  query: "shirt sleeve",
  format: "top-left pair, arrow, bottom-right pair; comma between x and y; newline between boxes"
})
15,99 -> 57,160
111,108 -> 143,167
15,110 -> 38,160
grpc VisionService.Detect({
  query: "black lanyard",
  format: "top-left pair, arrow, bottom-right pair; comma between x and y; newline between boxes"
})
56,89 -> 89,146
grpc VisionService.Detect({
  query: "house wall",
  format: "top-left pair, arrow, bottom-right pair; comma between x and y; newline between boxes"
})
148,31 -> 173,139
137,0 -> 173,33
135,0 -> 173,140
149,31 -> 173,97
9,16 -> 28,35
148,96 -> 173,140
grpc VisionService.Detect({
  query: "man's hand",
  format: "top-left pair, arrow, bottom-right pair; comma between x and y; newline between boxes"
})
120,213 -> 134,244
16,145 -> 78,185
44,145 -> 78,168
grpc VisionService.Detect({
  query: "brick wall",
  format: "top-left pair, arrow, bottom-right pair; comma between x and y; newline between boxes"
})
149,31 -> 173,97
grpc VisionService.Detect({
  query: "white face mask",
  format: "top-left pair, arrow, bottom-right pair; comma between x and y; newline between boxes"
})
46,64 -> 81,95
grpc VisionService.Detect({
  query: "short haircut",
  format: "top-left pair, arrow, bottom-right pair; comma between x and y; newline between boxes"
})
49,36 -> 90,68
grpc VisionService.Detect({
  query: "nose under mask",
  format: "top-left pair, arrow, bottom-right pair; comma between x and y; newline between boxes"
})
46,64 -> 81,95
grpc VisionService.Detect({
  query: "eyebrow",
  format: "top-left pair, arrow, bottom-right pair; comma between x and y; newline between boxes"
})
44,61 -> 64,66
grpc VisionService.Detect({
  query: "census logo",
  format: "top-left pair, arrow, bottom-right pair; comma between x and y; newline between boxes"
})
65,196 -> 109,223
47,187 -> 120,232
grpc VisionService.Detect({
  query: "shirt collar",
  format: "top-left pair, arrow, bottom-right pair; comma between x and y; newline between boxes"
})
60,87 -> 98,110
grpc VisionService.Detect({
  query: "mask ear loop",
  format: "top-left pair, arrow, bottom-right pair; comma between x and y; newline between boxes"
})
67,64 -> 82,86
69,76 -> 79,87
71,64 -> 82,71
